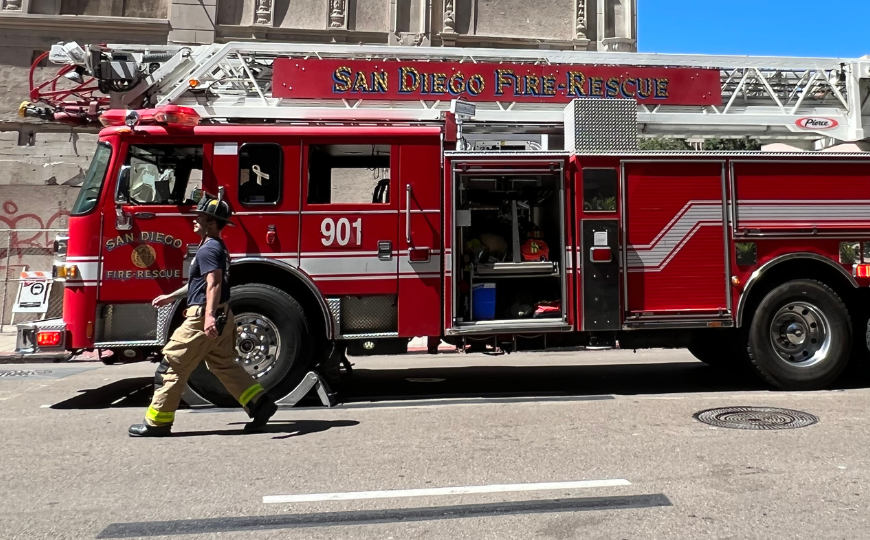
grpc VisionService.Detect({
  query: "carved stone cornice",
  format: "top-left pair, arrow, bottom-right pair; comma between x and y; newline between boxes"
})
329,0 -> 346,28
443,0 -> 455,33
0,12 -> 169,34
601,37 -> 636,52
575,0 -> 586,38
255,0 -> 273,25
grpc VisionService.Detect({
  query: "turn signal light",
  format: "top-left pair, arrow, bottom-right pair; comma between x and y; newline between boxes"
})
855,264 -> 870,278
153,105 -> 201,127
52,263 -> 78,279
37,331 -> 61,347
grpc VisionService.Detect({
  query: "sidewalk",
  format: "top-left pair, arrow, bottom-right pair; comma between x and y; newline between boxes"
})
0,329 -> 16,356
408,337 -> 458,353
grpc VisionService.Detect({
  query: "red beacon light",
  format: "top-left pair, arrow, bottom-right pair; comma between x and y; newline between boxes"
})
99,109 -> 141,127
98,106 -> 200,128
153,105 -> 201,127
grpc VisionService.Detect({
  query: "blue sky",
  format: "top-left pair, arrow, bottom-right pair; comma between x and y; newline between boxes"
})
638,0 -> 870,58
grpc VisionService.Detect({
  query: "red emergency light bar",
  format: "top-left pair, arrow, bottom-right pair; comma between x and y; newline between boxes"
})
99,105 -> 201,128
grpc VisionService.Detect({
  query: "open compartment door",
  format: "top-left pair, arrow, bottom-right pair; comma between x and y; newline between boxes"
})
445,154 -> 571,335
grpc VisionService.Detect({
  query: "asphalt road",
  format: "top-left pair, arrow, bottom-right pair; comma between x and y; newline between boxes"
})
2,349 -> 870,539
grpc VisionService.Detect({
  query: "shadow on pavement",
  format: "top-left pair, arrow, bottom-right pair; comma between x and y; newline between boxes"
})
336,357 -> 870,403
170,420 -> 360,439
51,377 -> 153,409
47,357 -> 870,410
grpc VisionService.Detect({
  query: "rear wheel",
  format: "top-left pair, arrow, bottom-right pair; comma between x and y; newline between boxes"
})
186,284 -> 314,407
746,279 -> 851,390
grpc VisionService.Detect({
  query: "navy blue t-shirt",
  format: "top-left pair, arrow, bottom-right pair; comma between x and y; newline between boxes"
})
187,238 -> 231,306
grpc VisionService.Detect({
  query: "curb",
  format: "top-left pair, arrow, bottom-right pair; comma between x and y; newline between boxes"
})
0,353 -> 72,364
408,345 -> 458,353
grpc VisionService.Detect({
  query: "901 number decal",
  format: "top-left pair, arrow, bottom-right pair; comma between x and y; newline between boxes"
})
321,218 -> 362,246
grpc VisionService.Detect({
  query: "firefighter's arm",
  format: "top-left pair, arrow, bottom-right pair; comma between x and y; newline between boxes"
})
204,270 -> 222,338
152,284 -> 188,308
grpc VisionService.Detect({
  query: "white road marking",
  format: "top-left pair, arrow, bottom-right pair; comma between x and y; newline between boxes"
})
263,479 -> 631,504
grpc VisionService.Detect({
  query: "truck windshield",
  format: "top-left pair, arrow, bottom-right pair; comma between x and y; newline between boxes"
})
71,142 -> 112,216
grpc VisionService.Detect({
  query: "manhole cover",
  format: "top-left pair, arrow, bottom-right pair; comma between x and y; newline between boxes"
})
0,370 -> 53,378
694,406 -> 818,430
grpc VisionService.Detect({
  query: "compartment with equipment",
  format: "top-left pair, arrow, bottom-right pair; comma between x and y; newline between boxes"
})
451,158 -> 568,329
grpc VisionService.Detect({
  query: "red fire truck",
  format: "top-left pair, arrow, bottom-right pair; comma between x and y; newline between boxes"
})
14,42 -> 870,404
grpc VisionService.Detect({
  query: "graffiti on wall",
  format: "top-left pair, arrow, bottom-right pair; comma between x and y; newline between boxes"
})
0,200 -> 68,277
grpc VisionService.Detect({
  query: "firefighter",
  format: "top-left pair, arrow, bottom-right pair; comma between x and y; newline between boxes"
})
128,191 -> 278,437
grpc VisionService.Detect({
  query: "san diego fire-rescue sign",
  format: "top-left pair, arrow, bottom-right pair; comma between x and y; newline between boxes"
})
273,59 -> 722,106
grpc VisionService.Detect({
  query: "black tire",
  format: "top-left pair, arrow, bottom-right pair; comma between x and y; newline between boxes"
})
746,279 -> 851,390
687,330 -> 741,368
186,284 -> 314,407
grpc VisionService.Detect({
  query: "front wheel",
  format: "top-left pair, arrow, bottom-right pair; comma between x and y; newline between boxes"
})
186,284 -> 314,407
746,279 -> 851,390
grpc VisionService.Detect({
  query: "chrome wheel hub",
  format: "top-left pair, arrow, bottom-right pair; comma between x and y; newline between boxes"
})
234,313 -> 281,379
769,302 -> 830,368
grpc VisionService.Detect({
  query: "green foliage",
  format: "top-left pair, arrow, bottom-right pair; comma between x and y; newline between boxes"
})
639,138 -> 692,151
583,196 -> 617,211
840,242 -> 860,265
638,137 -> 761,151
703,138 -> 762,151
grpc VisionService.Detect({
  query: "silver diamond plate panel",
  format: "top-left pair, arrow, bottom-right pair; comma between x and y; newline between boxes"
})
564,98 -> 639,153
96,303 -> 159,343
327,298 -> 341,333
339,295 -> 398,334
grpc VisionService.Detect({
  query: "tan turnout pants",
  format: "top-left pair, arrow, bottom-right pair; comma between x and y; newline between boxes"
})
144,307 -> 265,426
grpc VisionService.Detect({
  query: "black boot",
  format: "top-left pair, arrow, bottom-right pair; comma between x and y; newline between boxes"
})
128,422 -> 172,437
245,396 -> 278,432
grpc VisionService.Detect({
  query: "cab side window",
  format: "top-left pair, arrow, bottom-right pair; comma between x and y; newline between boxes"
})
239,143 -> 282,205
307,145 -> 391,204
117,145 -> 203,205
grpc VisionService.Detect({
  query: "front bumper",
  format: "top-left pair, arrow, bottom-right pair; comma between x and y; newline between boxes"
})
15,319 -> 72,361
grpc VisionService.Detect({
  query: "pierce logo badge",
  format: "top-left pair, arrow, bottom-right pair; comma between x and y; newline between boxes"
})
795,117 -> 839,130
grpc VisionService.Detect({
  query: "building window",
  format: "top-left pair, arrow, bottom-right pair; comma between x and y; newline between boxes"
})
583,169 -> 618,212
307,145 -> 391,205
239,144 -> 282,205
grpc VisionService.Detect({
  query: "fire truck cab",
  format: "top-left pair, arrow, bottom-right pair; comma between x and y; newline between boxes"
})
15,42 -> 870,403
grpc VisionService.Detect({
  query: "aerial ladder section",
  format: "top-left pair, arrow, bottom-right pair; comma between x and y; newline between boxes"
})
21,41 -> 870,146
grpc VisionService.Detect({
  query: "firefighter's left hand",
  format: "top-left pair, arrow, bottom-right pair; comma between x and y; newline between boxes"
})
204,314 -> 218,339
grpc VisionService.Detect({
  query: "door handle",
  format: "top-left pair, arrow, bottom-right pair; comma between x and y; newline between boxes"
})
405,184 -> 412,244
378,241 -> 393,261
134,212 -> 155,219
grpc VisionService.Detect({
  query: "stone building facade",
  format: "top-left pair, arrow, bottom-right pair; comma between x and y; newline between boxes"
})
0,0 -> 636,322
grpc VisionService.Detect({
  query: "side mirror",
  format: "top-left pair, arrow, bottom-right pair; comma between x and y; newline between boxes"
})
115,166 -> 130,204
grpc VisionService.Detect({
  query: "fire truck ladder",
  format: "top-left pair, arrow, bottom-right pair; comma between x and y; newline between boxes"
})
28,42 -> 870,146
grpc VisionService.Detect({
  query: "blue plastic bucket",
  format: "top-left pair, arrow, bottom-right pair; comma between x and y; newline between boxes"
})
472,283 -> 496,320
